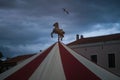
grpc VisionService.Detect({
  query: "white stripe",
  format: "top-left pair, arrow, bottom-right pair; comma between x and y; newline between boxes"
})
29,43 -> 66,80
61,43 -> 120,80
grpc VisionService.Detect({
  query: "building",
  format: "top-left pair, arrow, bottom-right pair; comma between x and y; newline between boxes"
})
67,33 -> 120,76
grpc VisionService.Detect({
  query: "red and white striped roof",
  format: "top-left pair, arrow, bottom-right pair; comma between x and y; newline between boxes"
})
0,42 -> 120,80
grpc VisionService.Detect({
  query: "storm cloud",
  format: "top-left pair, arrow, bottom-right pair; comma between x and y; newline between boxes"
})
0,0 -> 120,57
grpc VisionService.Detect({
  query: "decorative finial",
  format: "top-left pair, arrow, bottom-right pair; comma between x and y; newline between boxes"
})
51,22 -> 65,41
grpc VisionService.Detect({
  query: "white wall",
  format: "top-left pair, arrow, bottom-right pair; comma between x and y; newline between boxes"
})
68,40 -> 120,76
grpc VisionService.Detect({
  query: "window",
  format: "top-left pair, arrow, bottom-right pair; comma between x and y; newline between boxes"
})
108,54 -> 115,68
91,55 -> 97,64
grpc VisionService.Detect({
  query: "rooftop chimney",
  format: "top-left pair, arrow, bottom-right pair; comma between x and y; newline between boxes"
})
76,34 -> 79,40
81,35 -> 84,39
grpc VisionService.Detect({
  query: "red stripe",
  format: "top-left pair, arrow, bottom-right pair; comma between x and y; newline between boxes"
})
59,42 -> 101,80
5,43 -> 55,80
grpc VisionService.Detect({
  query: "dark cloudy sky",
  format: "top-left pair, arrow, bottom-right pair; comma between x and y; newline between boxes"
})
0,0 -> 120,58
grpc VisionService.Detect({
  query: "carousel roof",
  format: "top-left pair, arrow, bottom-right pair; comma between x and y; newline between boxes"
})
0,42 -> 120,80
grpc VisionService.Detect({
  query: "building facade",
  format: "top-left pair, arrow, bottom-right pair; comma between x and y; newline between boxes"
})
67,33 -> 120,76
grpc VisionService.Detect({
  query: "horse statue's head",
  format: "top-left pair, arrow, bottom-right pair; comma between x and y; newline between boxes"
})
53,22 -> 59,29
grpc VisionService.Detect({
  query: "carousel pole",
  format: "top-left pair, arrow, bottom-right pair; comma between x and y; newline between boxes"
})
58,34 -> 60,42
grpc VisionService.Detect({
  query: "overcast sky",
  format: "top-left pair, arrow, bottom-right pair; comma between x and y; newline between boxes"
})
0,0 -> 120,58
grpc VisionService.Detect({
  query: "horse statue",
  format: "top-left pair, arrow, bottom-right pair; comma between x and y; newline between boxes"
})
51,22 -> 65,41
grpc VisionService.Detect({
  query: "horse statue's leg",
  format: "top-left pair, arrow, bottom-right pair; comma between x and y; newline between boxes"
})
61,37 -> 63,41
51,32 -> 53,38
51,29 -> 55,38
58,34 -> 63,41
